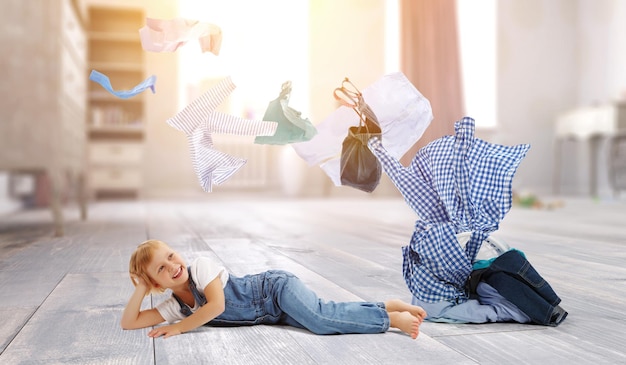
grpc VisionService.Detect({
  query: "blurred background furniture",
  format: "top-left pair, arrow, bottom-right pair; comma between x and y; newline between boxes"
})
553,103 -> 626,197
0,0 -> 88,236
609,131 -> 626,195
86,5 -> 146,199
81,0 -> 186,200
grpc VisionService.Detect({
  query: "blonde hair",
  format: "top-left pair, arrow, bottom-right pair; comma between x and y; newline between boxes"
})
129,239 -> 170,294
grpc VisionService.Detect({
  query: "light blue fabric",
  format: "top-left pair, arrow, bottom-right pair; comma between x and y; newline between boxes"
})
89,69 -> 156,99
368,117 -> 530,303
412,282 -> 531,324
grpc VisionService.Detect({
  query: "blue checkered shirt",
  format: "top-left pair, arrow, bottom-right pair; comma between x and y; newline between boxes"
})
368,117 -> 530,303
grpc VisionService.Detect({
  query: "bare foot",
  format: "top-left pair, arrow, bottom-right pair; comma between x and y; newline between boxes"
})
389,311 -> 421,339
385,299 -> 427,320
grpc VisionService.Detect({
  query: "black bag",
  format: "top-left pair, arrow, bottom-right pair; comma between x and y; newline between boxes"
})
334,78 -> 382,193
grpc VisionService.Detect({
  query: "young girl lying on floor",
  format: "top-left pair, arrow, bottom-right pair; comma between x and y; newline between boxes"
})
121,240 -> 427,339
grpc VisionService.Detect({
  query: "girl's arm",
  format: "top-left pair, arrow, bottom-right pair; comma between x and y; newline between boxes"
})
147,276 -> 225,339
120,279 -> 165,330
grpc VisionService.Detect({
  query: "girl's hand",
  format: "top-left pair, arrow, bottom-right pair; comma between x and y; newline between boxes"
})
148,324 -> 182,339
131,275 -> 150,291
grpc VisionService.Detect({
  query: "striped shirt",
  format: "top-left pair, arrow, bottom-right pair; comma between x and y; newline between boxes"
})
167,76 -> 277,192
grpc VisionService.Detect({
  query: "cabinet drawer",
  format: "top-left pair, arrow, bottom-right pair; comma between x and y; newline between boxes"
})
60,101 -> 86,168
61,0 -> 86,63
90,167 -> 142,189
60,44 -> 86,110
90,142 -> 143,165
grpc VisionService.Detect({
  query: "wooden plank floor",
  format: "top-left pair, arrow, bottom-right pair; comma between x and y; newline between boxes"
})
0,195 -> 625,364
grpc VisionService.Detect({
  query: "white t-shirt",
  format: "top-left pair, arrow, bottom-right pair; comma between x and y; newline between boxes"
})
156,257 -> 229,323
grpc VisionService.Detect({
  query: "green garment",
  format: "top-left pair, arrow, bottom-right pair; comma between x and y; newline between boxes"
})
254,81 -> 317,145
472,248 -> 526,270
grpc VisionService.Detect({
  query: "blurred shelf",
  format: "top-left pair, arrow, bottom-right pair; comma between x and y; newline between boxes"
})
87,4 -> 146,200
88,125 -> 144,139
88,31 -> 140,42
88,91 -> 145,102
89,62 -> 143,72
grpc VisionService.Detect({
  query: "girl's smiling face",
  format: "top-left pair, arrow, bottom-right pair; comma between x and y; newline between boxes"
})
146,246 -> 188,290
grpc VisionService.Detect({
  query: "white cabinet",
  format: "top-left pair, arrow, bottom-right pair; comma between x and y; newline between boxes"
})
553,103 -> 626,196
556,103 -> 626,139
89,142 -> 143,165
89,141 -> 143,191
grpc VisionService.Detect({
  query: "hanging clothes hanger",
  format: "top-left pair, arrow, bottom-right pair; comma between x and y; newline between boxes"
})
333,77 -> 369,131
279,80 -> 292,100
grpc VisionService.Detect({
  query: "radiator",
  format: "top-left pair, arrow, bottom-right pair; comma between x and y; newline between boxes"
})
213,135 -> 270,189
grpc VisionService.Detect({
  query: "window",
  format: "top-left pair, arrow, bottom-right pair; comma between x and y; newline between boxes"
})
384,0 -> 496,128
456,0 -> 497,128
177,0 -> 309,117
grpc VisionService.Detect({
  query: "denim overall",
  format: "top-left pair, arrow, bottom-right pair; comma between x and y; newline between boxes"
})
173,267 -> 390,335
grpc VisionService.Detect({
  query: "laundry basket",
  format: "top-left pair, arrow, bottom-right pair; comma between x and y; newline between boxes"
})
609,132 -> 626,194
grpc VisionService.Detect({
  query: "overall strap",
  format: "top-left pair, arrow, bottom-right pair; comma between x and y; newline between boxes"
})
173,266 -> 208,317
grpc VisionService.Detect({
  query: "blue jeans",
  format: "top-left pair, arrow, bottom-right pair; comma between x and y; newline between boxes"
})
480,250 -> 563,325
208,270 -> 390,335
412,282 -> 531,324
413,250 -> 565,325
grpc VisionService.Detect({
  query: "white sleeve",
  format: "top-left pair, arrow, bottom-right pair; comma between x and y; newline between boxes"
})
190,257 -> 229,292
155,297 -> 186,324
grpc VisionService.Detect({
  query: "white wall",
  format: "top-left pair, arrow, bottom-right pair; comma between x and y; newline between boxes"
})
305,0 -> 400,198
495,0 -> 564,195
577,0 -> 626,105
497,0 -> 626,197
574,0 -> 626,198
496,0 -> 578,195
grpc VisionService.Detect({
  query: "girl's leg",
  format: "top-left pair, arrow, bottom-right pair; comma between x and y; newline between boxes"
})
265,270 -> 389,335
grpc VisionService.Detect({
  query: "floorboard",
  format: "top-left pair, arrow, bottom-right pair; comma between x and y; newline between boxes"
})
0,308 -> 35,354
0,196 -> 624,364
